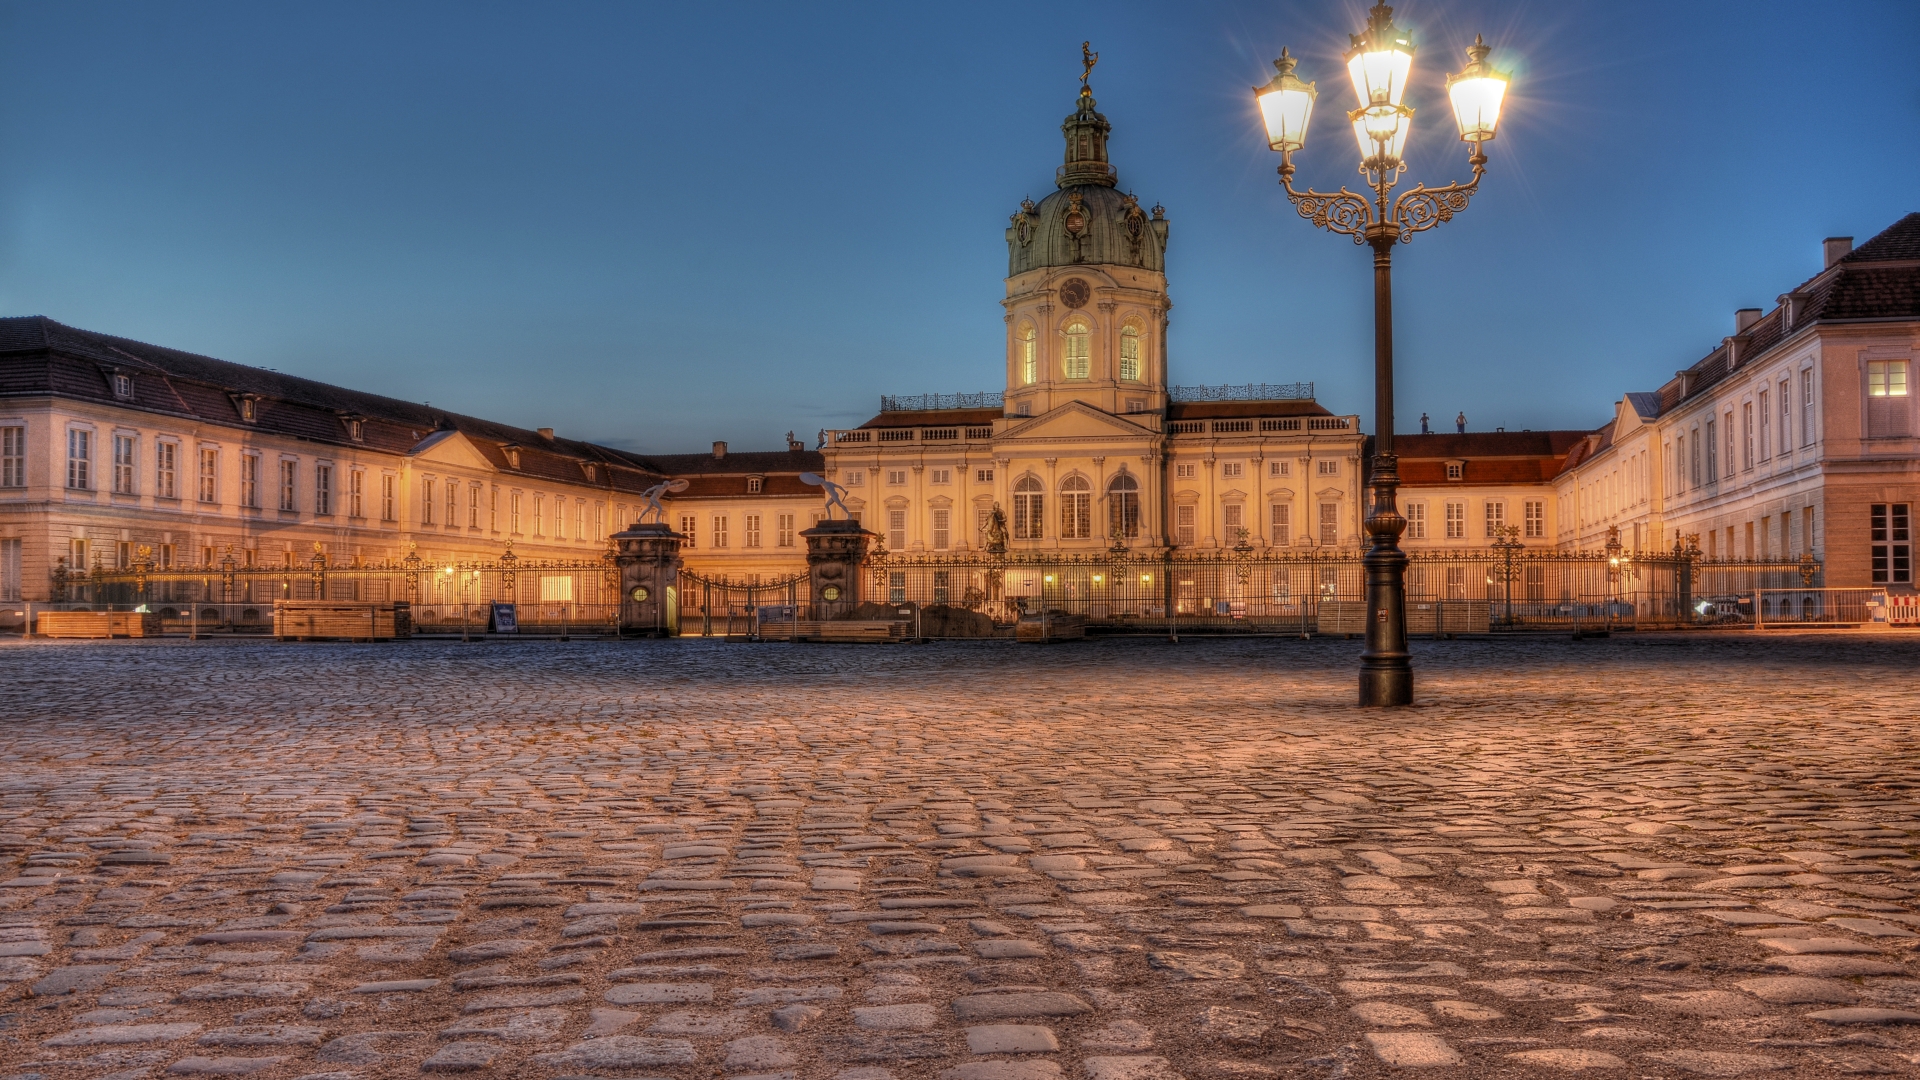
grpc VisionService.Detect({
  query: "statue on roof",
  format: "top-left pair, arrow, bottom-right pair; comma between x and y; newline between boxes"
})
637,478 -> 689,524
1081,41 -> 1098,86
799,472 -> 853,521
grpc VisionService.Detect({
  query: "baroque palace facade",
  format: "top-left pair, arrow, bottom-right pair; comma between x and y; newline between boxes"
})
0,69 -> 1914,617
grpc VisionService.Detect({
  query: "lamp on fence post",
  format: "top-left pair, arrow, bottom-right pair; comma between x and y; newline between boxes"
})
1254,4 -> 1508,705
1604,525 -> 1623,633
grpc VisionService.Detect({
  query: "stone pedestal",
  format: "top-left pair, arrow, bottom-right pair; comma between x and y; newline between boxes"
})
802,519 -> 874,619
612,522 -> 685,636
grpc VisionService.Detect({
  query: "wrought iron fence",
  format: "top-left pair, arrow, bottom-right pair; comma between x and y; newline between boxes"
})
41,542 -> 623,635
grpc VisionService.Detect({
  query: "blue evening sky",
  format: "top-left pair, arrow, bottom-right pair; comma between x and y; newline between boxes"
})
1,1 -> 1915,452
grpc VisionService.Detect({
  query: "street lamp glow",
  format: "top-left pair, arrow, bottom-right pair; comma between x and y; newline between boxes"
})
1345,3 -> 1416,109
1351,110 -> 1411,166
1446,36 -> 1509,143
1255,48 -> 1317,152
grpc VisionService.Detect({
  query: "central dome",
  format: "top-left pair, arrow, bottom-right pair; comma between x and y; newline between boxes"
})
1006,85 -> 1168,276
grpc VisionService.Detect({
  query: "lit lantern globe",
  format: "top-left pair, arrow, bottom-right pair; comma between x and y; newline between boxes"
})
1345,3 -> 1416,109
1447,36 -> 1509,142
1255,48 -> 1316,152
1351,109 -> 1411,167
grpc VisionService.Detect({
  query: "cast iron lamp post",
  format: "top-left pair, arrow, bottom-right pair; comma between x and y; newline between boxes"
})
1254,2 -> 1508,705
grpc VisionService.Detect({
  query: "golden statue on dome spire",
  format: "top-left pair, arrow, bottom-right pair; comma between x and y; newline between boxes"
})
1080,41 -> 1098,89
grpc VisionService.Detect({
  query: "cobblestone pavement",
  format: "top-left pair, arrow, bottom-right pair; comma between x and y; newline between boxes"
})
3,634 -> 1920,1080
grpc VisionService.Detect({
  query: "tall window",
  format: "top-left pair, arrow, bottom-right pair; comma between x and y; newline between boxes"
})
1484,500 -> 1506,537
1758,390 -> 1771,460
1524,499 -> 1545,539
1013,475 -> 1045,539
1689,428 -> 1701,486
381,474 -> 396,521
1801,369 -> 1815,446
931,508 -> 950,550
1119,325 -> 1141,382
744,513 -> 763,548
1867,359 -> 1911,438
1223,503 -> 1243,536
679,513 -> 697,547
154,441 -> 176,498
711,514 -> 729,548
1108,473 -> 1140,538
1723,411 -> 1735,477
350,471 -> 364,517
315,464 -> 332,515
886,509 -> 906,549
280,460 -> 297,511
449,483 -> 460,529
422,478 -> 436,525
777,512 -> 795,547
532,494 -> 544,535
1742,402 -> 1754,468
66,429 -> 91,489
1271,502 -> 1292,545
1779,379 -> 1792,455
1059,475 -> 1091,538
1871,503 -> 1912,584
1175,504 -> 1195,546
0,427 -> 22,488
1020,324 -> 1037,385
1705,419 -> 1717,479
1445,500 -> 1465,539
1319,503 -> 1340,546
1403,502 -> 1423,540
1062,321 -> 1090,380
239,454 -> 259,507
469,485 -> 481,528
110,434 -> 136,494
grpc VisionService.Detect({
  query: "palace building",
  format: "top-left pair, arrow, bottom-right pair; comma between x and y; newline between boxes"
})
0,67 -> 1914,620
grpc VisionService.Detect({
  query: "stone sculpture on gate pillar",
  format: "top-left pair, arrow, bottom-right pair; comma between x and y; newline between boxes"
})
613,479 -> 688,636
801,472 -> 874,619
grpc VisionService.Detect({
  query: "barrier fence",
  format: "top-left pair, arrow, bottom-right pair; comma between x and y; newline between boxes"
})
27,543 -> 1839,640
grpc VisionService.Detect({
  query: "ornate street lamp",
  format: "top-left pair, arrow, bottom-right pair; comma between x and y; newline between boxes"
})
1254,3 -> 1508,705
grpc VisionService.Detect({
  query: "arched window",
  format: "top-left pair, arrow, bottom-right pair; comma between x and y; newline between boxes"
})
1119,324 -> 1141,382
1108,472 -> 1140,539
1063,321 -> 1090,380
1060,475 -> 1092,539
1019,324 -> 1037,385
1013,475 -> 1045,540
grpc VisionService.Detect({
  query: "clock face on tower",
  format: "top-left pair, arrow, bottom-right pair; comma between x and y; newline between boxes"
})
1059,278 -> 1090,309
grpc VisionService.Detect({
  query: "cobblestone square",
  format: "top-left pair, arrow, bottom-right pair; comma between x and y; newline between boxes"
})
2,634 -> 1919,1080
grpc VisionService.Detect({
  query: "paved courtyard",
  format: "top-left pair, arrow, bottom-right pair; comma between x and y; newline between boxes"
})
2,634 -> 1919,1080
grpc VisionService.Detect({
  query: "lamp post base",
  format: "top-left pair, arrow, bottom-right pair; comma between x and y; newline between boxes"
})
1359,452 -> 1414,707
1359,661 -> 1414,707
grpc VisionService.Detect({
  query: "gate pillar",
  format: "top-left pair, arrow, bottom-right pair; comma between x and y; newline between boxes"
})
802,520 -> 874,620
613,522 -> 685,636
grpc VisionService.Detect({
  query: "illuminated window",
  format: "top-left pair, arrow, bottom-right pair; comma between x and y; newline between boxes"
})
1445,500 -> 1465,539
1063,321 -> 1090,379
932,508 -> 950,550
1270,501 -> 1291,545
887,509 -> 905,549
1320,503 -> 1340,545
1019,323 -> 1038,385
1108,472 -> 1140,538
1119,324 -> 1141,381
1868,360 -> 1911,438
1175,504 -> 1195,546
1013,475 -> 1045,540
1060,475 -> 1092,538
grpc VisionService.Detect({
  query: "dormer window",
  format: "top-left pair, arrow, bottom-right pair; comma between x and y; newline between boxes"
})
113,373 -> 134,401
747,476 -> 763,494
582,462 -> 597,482
503,444 -> 521,470
339,414 -> 365,442
231,394 -> 260,422
1446,461 -> 1465,481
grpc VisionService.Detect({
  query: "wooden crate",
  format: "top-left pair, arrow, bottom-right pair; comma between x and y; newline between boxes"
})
759,620 -> 903,643
273,602 -> 412,641
1016,613 -> 1086,641
37,611 -> 160,638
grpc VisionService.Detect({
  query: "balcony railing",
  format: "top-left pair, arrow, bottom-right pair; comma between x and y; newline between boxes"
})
879,392 -> 1004,413
1169,382 -> 1314,402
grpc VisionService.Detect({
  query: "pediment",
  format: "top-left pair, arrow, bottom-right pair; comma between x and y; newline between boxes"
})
1266,486 -> 1296,500
1316,486 -> 1346,499
999,401 -> 1154,442
410,430 -> 496,471
1219,487 -> 1247,501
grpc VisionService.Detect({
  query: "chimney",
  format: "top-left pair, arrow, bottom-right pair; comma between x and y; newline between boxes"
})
788,436 -> 804,452
1735,308 -> 1762,333
712,441 -> 728,459
537,427 -> 554,440
1823,236 -> 1853,268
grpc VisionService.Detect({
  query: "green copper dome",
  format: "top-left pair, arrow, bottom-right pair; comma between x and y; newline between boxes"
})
1006,85 -> 1169,276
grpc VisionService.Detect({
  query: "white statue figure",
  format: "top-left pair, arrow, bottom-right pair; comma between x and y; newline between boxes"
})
799,472 -> 852,521
637,478 -> 689,524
